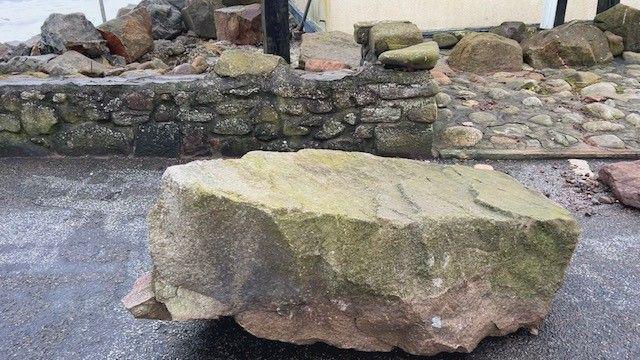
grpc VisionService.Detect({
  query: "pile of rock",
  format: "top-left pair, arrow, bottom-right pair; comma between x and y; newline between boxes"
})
354,21 -> 439,71
0,0 -> 265,77
443,4 -> 640,74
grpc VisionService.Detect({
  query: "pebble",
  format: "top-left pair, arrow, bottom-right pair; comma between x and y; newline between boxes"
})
582,121 -> 625,132
586,134 -> 626,149
626,113 -> 640,126
442,126 -> 483,147
501,105 -> 520,115
473,164 -> 494,171
487,88 -> 510,100
522,97 -> 543,107
584,103 -> 625,120
529,114 -> 553,126
435,92 -> 452,108
469,111 -> 499,126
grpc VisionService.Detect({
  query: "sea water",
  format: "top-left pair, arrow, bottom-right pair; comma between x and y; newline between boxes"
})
0,0 -> 135,43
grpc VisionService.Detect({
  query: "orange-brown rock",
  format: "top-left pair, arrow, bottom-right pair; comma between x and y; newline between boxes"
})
98,8 -> 154,63
213,4 -> 262,46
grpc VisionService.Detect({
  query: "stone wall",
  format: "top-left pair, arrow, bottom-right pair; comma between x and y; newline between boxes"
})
0,65 -> 440,158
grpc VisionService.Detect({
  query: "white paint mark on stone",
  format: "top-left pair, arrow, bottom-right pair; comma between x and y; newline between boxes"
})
431,316 -> 442,328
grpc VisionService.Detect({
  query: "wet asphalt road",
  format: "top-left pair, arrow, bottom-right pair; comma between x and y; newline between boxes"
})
0,157 -> 638,360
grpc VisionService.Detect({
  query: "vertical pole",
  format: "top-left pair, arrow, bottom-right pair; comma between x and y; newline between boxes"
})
554,0 -> 568,27
98,0 -> 107,23
597,0 -> 620,14
262,0 -> 291,63
540,0 -> 558,29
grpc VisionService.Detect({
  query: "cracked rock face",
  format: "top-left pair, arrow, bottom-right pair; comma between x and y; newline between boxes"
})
125,149 -> 579,356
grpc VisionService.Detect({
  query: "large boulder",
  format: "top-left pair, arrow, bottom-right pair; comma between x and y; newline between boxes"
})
594,4 -> 640,52
98,8 -> 154,63
135,0 -> 185,40
124,150 -> 579,357
213,4 -> 262,45
369,22 -> 423,56
40,13 -> 109,57
523,21 -> 613,69
449,32 -> 523,73
378,41 -> 439,70
299,31 -> 361,70
599,160 -> 640,209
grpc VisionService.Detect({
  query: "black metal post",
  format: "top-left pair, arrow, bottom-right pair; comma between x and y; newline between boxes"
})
597,0 -> 620,14
262,0 -> 291,63
554,0 -> 568,27
298,0 -> 313,32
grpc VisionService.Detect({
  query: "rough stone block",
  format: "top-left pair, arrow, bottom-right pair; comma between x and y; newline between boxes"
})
98,8 -> 154,63
134,122 -> 181,157
124,149 -> 579,357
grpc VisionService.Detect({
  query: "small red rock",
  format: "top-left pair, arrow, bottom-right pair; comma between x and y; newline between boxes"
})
304,58 -> 350,72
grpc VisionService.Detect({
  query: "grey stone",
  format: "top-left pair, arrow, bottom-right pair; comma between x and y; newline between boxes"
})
449,32 -> 523,74
435,92 -> 452,108
0,55 -> 56,74
582,121 -> 625,132
490,123 -> 530,138
378,42 -> 439,70
40,13 -> 108,57
580,82 -> 620,100
586,134 -> 626,149
213,117 -> 253,135
469,112 -> 499,126
442,126 -> 483,147
314,119 -> 346,140
584,103 -> 625,120
432,32 -> 458,49
362,107 -> 402,123
489,21 -> 529,43
52,122 -> 132,155
134,122 -> 181,157
529,114 -> 553,126
374,123 -> 432,157
214,50 -> 285,77
523,97 -> 543,107
42,51 -> 108,77
595,4 -> 640,52
0,113 -> 20,132
20,104 -> 58,135
136,0 -> 185,40
623,51 -> 640,64
300,31 -> 361,70
626,113 -> 640,126
487,88 -> 510,100
0,132 -> 50,156
523,21 -> 613,69
369,22 -> 423,56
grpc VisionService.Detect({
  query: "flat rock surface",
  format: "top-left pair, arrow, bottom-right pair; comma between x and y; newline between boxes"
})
0,157 -> 638,359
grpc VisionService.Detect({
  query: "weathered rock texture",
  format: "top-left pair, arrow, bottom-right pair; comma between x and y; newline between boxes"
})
0,64 -> 439,158
595,4 -> 640,52
181,0 -> 260,39
523,21 -> 613,69
378,41 -> 439,70
136,0 -> 186,40
300,31 -> 361,70
40,13 -> 109,57
98,8 -> 154,63
126,149 -> 579,356
369,22 -> 423,56
213,4 -> 262,45
449,33 -> 523,74
599,160 -> 640,209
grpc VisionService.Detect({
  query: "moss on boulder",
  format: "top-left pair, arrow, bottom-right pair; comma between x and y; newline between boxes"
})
126,150 -> 579,356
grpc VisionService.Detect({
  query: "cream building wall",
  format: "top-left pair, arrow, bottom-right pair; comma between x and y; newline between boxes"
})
291,0 -> 640,33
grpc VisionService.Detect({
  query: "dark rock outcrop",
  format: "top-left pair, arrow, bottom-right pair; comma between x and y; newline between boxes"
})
136,0 -> 185,40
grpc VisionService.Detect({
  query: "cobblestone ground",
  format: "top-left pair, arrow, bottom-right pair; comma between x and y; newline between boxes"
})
0,157 -> 638,359
433,56 -> 640,159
